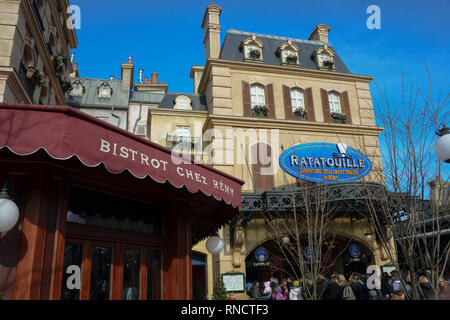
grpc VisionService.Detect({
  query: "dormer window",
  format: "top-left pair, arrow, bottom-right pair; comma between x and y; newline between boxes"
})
315,45 -> 335,71
174,95 -> 192,110
278,40 -> 300,66
242,35 -> 264,62
97,82 -> 113,99
70,80 -> 85,97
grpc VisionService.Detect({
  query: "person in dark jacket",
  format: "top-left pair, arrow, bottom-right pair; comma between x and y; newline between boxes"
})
322,274 -> 344,300
250,281 -> 261,299
316,274 -> 330,300
350,273 -> 369,300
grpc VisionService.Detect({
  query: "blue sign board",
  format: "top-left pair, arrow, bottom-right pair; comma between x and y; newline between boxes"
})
304,247 -> 316,260
255,247 -> 269,262
279,143 -> 372,184
349,244 -> 361,258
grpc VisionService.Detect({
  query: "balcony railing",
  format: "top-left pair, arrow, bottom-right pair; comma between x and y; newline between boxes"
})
19,62 -> 36,100
166,134 -> 202,152
31,0 -> 45,33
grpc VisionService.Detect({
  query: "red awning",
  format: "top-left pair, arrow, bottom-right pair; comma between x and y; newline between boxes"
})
0,103 -> 244,210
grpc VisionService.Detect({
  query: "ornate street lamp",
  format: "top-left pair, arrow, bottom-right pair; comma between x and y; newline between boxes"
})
435,124 -> 450,163
0,181 -> 20,233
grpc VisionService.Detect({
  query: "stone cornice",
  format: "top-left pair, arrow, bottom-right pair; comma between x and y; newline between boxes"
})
203,114 -> 385,136
0,67 -> 33,104
198,58 -> 374,93
149,108 -> 209,118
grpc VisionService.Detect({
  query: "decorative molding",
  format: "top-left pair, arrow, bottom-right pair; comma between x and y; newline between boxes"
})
198,59 -> 374,94
97,82 -> 113,99
204,114 -> 384,137
174,95 -> 193,110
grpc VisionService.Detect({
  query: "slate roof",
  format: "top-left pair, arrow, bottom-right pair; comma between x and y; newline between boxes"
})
129,91 -> 165,104
219,29 -> 351,74
67,77 -> 129,109
158,93 -> 208,111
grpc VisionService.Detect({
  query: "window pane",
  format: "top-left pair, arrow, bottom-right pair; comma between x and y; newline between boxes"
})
122,249 -> 141,300
67,185 -> 163,235
147,251 -> 162,300
61,244 -> 83,300
90,247 -> 112,300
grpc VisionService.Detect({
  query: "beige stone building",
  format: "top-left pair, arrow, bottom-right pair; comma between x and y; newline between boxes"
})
0,0 -> 77,104
63,3 -> 394,299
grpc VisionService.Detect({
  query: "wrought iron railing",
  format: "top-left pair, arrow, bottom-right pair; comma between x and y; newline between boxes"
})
166,134 -> 202,152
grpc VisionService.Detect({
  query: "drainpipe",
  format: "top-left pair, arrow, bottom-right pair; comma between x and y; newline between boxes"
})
111,105 -> 121,128
133,100 -> 143,134
139,68 -> 144,84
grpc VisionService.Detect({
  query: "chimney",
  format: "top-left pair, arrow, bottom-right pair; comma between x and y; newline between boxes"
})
121,55 -> 134,91
139,68 -> 144,84
71,52 -> 75,64
151,72 -> 158,84
144,76 -> 148,84
201,3 -> 222,61
308,24 -> 331,43
110,75 -> 115,80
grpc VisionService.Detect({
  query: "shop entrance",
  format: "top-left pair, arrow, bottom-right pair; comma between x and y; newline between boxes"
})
245,236 -> 374,283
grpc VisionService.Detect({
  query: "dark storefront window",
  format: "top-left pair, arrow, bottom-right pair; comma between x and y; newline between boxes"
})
122,249 -> 141,300
147,251 -> 161,300
67,185 -> 162,235
90,247 -> 112,300
61,244 -> 83,300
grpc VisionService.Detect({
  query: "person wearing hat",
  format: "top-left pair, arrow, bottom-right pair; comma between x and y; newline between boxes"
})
289,280 -> 303,300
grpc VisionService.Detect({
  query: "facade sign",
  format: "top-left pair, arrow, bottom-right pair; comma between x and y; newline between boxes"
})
349,244 -> 361,258
279,143 -> 372,184
255,247 -> 269,262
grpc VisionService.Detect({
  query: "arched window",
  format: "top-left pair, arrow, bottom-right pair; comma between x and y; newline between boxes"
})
328,92 -> 341,113
290,88 -> 304,111
242,35 -> 264,61
319,53 -> 331,65
250,84 -> 265,107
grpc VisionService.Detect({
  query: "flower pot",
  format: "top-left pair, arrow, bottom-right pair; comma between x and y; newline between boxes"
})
26,70 -> 35,79
294,115 -> 307,121
252,112 -> 267,118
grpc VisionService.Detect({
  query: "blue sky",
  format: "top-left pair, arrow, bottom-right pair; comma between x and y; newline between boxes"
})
70,0 -> 449,181
70,0 -> 449,96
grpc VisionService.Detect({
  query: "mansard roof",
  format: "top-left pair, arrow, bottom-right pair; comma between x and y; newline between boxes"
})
219,29 -> 351,74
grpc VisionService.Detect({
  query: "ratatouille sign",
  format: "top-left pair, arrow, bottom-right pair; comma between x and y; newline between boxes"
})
279,142 -> 372,184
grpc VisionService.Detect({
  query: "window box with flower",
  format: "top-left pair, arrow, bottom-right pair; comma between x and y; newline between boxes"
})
252,104 -> 269,118
285,55 -> 298,65
26,64 -> 44,88
323,60 -> 335,71
331,112 -> 346,124
51,53 -> 68,76
248,48 -> 261,60
61,79 -> 73,93
293,108 -> 308,121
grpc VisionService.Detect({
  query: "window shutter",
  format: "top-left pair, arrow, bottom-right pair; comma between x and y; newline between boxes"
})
251,143 -> 275,192
341,91 -> 352,124
266,84 -> 276,119
282,85 -> 293,120
305,88 -> 315,122
242,81 -> 252,117
321,89 -> 331,123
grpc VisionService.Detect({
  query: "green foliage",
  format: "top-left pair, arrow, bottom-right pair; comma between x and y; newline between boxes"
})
212,278 -> 228,300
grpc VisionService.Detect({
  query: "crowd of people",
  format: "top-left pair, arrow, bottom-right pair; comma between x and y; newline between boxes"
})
246,270 -> 450,300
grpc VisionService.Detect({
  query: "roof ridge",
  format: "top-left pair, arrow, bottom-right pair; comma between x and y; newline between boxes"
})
226,29 -> 327,45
